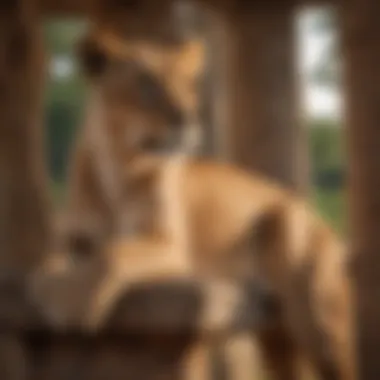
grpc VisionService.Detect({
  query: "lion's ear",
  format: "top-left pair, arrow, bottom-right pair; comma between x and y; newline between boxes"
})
76,37 -> 108,79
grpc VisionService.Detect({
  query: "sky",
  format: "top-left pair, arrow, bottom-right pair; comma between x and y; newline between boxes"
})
51,9 -> 340,121
298,9 -> 341,120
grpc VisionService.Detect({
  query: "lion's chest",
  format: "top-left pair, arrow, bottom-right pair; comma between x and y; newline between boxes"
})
118,176 -> 162,236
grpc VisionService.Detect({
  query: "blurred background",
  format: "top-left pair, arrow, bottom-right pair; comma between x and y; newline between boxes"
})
45,6 -> 344,232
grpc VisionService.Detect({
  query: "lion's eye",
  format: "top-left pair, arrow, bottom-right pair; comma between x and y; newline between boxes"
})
67,233 -> 95,261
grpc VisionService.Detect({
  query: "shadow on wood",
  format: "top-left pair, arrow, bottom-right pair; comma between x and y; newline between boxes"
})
22,277 -> 268,380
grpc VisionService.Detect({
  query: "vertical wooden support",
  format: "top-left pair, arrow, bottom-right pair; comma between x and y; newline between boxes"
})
0,2 -> 48,380
204,3 -> 306,378
209,2 -> 307,192
342,0 -> 380,378
0,1 -> 49,276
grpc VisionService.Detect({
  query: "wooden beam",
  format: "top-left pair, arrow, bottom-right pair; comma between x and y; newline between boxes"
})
24,278 -> 261,379
342,0 -> 380,378
37,0 -> 333,17
0,0 -> 50,282
0,2 -> 50,380
208,2 -> 308,192
203,4 -> 308,378
27,278 -> 261,336
37,0 -> 94,15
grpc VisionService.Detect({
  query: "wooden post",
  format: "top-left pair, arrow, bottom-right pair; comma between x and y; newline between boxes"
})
342,0 -> 380,378
0,1 -> 49,276
208,2 -> 307,192
203,3 -> 306,378
0,2 -> 49,380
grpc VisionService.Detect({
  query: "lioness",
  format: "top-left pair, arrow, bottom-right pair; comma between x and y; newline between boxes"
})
30,32 -> 355,380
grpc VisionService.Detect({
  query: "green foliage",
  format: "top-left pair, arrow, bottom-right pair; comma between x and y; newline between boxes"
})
44,20 -> 87,55
313,188 -> 346,235
43,20 -> 87,182
308,118 -> 345,233
309,118 -> 345,190
45,94 -> 83,182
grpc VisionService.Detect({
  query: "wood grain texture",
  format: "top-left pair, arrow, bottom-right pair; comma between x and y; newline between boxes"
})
343,0 -> 380,378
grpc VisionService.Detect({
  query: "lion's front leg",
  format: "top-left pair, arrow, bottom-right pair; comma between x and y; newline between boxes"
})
83,237 -> 191,331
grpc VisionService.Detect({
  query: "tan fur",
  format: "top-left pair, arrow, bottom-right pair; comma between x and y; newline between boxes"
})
78,30 -> 204,149
70,31 -> 206,218
31,154 -> 355,380
30,30 -> 355,380
94,30 -> 205,115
